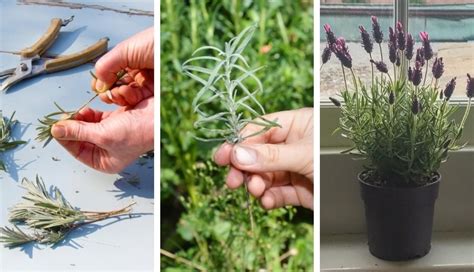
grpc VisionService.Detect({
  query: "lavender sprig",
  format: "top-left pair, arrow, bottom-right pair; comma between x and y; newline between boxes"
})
0,112 -> 26,172
1,176 -> 135,248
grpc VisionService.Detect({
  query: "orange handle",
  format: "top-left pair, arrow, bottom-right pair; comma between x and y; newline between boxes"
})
44,38 -> 109,73
20,18 -> 63,58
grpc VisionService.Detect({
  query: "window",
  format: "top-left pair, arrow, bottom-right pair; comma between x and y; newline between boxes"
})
409,1 -> 474,98
320,1 -> 394,98
320,0 -> 473,148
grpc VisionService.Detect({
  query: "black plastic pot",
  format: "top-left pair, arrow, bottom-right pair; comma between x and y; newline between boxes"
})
359,172 -> 440,261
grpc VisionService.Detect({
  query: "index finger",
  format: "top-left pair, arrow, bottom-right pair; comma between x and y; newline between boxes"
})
240,108 -> 312,144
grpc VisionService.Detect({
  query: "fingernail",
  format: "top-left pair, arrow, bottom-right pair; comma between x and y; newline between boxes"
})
106,90 -> 113,100
95,80 -> 108,93
234,146 -> 257,165
51,125 -> 65,139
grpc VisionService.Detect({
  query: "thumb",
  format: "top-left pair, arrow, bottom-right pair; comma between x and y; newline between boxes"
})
94,27 -> 154,93
230,143 -> 313,179
51,120 -> 104,145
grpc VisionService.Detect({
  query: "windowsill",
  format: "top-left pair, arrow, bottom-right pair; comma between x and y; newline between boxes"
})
321,231 -> 474,272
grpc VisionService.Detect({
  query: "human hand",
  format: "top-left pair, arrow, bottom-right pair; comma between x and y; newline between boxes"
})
92,27 -> 154,106
51,97 -> 154,174
214,108 -> 313,210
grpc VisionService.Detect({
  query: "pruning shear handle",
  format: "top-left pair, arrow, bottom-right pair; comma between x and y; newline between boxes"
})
20,16 -> 74,59
44,38 -> 109,73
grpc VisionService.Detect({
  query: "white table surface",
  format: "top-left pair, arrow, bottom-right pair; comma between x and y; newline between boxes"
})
0,1 -> 154,271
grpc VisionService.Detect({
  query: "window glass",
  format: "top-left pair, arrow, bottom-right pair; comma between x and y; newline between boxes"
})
409,1 -> 474,98
320,1 -> 394,98
320,1 -> 473,99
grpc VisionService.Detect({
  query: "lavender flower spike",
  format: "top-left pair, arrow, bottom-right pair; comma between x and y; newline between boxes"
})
444,77 -> 457,101
396,21 -> 406,51
329,97 -> 341,107
408,67 -> 413,82
371,60 -> 388,73
324,24 -> 337,47
405,33 -> 414,60
416,48 -> 425,67
371,16 -> 383,44
420,31 -> 433,61
411,96 -> 420,114
359,26 -> 373,54
334,38 -> 352,69
467,74 -> 474,98
389,42 -> 397,64
389,91 -> 395,105
432,57 -> 444,79
322,46 -> 331,64
389,27 -> 397,47
412,61 -> 423,86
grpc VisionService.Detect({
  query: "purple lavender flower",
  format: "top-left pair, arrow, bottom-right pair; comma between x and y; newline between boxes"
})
419,31 -> 433,61
405,33 -> 414,60
371,60 -> 388,73
322,46 -> 331,64
412,61 -> 423,86
334,38 -> 352,69
415,48 -> 425,67
359,26 -> 373,54
389,42 -> 397,64
411,96 -> 420,114
467,74 -> 474,98
389,91 -> 395,105
396,22 -> 406,51
444,77 -> 457,101
389,27 -> 397,48
371,16 -> 383,44
329,97 -> 341,107
324,24 -> 337,47
432,57 -> 444,79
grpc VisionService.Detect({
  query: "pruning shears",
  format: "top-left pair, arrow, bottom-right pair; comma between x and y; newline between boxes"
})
0,16 -> 109,92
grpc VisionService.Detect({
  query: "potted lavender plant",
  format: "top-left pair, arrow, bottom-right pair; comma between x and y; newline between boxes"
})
322,17 -> 472,261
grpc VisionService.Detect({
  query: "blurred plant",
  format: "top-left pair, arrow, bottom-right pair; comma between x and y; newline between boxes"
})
323,17 -> 472,186
0,176 -> 135,248
160,161 -> 313,271
0,111 -> 26,171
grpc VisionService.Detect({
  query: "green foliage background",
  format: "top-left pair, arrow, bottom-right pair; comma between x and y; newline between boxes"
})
161,0 -> 314,270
